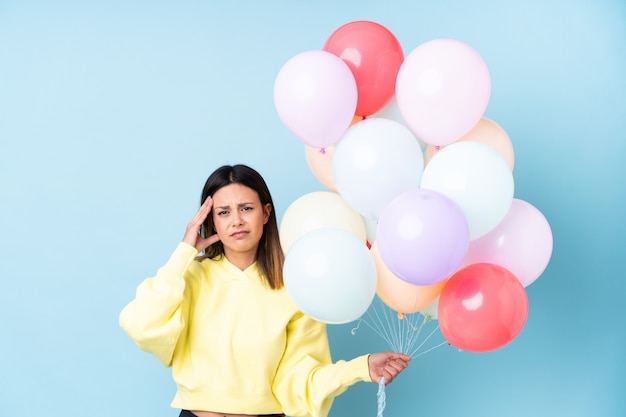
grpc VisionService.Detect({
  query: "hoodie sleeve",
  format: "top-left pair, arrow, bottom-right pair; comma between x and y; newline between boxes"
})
119,242 -> 198,367
272,311 -> 371,417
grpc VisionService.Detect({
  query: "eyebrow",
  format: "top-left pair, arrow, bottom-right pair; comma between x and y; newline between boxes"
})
215,202 -> 256,209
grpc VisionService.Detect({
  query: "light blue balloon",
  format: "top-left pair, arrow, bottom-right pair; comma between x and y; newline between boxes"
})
283,228 -> 377,324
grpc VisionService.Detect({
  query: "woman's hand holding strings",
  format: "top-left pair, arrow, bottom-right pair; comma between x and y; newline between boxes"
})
368,352 -> 411,385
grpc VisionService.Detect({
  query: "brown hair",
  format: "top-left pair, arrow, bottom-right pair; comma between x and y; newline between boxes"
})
197,164 -> 284,289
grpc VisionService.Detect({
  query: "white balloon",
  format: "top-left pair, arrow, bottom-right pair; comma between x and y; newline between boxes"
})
283,228 -> 377,324
420,141 -> 514,240
279,191 -> 366,254
332,117 -> 424,219
373,96 -> 427,151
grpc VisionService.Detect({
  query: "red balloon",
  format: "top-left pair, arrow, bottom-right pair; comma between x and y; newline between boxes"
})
438,263 -> 528,352
323,21 -> 404,117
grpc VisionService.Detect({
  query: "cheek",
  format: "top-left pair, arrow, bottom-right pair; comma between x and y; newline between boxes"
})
212,217 -> 224,233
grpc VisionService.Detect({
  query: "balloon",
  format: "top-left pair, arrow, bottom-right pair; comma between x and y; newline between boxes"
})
362,216 -> 378,246
373,96 -> 427,151
304,145 -> 337,192
396,39 -> 491,146
323,20 -> 404,117
274,50 -> 357,148
371,242 -> 446,314
376,188 -> 470,285
425,117 -> 514,170
283,228 -> 377,324
304,116 -> 364,192
332,117 -> 424,219
419,296 -> 439,321
421,142 -> 514,240
279,191 -> 366,254
438,263 -> 528,352
462,199 -> 553,287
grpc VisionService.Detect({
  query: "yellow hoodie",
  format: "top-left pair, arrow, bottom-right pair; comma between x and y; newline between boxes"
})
119,242 -> 370,417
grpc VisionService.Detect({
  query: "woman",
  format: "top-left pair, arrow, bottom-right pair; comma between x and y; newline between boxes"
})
119,164 -> 410,417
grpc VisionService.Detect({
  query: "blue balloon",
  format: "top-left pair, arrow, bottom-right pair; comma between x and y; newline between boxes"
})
283,228 -> 376,324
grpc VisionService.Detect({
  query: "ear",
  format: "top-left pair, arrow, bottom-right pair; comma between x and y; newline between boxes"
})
263,203 -> 271,224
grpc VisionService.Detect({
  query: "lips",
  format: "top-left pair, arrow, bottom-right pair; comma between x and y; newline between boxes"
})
231,231 -> 248,238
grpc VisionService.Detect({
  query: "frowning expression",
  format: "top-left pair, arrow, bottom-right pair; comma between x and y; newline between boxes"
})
211,183 -> 271,265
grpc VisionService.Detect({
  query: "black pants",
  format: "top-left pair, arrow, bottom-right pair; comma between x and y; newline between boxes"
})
179,410 -> 285,417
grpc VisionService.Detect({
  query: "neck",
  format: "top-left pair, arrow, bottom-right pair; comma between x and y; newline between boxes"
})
224,250 -> 256,271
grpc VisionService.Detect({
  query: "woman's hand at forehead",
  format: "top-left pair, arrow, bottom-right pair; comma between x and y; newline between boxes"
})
182,196 -> 221,252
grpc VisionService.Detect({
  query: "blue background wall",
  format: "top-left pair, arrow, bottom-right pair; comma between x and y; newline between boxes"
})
1,1 -> 624,416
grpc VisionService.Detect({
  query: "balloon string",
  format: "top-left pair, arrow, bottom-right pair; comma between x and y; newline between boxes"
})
377,376 -> 386,417
412,340 -> 449,358
350,298 -> 450,417
354,297 -> 448,358
407,324 -> 441,358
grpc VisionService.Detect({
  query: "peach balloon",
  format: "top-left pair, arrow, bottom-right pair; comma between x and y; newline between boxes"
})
424,117 -> 514,170
371,242 -> 447,314
304,144 -> 337,191
304,115 -> 365,192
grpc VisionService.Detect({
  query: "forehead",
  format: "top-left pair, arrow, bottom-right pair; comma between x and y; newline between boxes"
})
212,183 -> 260,205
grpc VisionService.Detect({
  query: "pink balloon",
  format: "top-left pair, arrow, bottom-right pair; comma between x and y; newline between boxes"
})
377,189 -> 470,285
274,50 -> 358,148
323,20 -> 404,117
396,39 -> 491,146
462,199 -> 553,287
439,263 -> 528,352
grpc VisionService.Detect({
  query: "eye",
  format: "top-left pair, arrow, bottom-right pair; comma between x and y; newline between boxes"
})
241,206 -> 253,212
217,210 -> 228,216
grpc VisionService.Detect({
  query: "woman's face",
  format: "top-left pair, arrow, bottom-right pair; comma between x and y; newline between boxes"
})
211,183 -> 270,265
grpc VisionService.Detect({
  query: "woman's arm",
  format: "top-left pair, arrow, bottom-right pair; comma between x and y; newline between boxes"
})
119,242 -> 198,366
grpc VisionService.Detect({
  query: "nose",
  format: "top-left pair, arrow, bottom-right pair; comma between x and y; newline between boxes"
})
231,211 -> 244,226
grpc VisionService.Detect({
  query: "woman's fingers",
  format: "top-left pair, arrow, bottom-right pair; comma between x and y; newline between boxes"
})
383,358 -> 409,384
368,352 -> 411,385
193,196 -> 213,224
196,233 -> 221,252
183,197 -> 214,247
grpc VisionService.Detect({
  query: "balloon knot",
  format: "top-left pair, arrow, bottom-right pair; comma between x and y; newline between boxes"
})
319,147 -> 326,155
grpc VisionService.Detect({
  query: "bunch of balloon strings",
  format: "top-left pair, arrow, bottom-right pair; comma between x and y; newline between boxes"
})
351,297 -> 449,417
